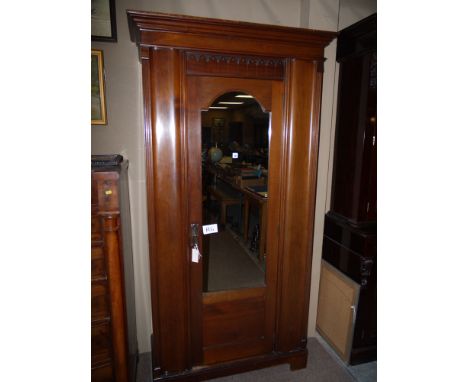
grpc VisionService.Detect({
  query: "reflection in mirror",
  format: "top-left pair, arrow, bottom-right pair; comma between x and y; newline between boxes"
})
201,92 -> 270,293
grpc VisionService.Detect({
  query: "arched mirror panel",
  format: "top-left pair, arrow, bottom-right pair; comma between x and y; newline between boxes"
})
201,91 -> 270,292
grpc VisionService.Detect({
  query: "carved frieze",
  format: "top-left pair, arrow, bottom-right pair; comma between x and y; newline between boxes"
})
187,52 -> 283,66
186,51 -> 284,80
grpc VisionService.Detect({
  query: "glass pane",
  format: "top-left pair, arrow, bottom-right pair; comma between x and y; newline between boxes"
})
201,92 -> 270,292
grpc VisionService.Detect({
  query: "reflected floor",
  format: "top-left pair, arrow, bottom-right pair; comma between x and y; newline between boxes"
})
206,228 -> 265,292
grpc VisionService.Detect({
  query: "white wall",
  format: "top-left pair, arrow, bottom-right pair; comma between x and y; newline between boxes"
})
92,0 -> 151,353
91,0 -> 376,353
135,0 -> 302,26
302,0 -> 341,338
339,0 -> 377,29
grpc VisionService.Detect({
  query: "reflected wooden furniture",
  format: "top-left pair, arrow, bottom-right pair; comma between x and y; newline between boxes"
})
235,174 -> 266,189
207,183 -> 242,225
205,162 -> 266,189
91,155 -> 138,382
321,14 -> 377,365
207,163 -> 268,257
242,188 -> 268,261
127,10 -> 335,381
317,260 -> 360,363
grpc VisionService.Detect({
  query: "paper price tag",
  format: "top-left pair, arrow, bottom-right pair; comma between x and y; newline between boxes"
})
191,246 -> 200,263
202,224 -> 218,235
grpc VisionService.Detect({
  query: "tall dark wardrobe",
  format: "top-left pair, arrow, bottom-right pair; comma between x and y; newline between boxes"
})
320,13 -> 377,365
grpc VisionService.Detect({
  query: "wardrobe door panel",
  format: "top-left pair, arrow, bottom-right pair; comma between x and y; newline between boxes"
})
186,75 -> 283,365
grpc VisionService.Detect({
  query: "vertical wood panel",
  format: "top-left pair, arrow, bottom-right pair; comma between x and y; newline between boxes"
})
103,214 -> 129,382
146,47 -> 190,373
276,59 -> 323,352
185,74 -> 203,366
302,61 -> 324,339
265,80 -> 285,350
140,47 -> 162,373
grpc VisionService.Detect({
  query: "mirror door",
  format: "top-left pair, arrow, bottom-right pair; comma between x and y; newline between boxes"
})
201,91 -> 268,292
187,76 -> 284,365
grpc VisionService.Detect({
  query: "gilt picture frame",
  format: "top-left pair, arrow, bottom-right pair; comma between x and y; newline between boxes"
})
91,0 -> 117,42
91,49 -> 107,125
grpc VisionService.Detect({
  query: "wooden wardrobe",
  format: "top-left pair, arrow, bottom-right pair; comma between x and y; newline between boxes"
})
127,11 -> 335,381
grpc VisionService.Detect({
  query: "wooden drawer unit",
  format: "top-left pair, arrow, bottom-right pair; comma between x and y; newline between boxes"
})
92,281 -> 109,321
91,155 -> 138,382
92,364 -> 114,382
94,174 -> 120,213
92,321 -> 113,365
92,216 -> 103,242
92,245 -> 107,280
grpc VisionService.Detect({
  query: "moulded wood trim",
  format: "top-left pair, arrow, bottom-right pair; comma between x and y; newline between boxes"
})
127,10 -> 336,60
146,47 -> 191,372
299,60 -> 325,341
151,348 -> 307,381
202,287 -> 265,304
275,58 -> 323,352
187,75 -> 273,112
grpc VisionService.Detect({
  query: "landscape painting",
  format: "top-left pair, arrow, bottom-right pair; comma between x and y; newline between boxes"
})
91,50 -> 107,125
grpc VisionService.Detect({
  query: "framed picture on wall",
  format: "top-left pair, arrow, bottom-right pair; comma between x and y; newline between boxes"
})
91,49 -> 107,125
91,0 -> 117,42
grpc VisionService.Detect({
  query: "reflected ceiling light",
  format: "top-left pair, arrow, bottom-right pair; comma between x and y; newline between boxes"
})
235,95 -> 254,98
218,101 -> 244,105
209,106 -> 228,109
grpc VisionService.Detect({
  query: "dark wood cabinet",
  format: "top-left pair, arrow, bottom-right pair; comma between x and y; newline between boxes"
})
92,155 -> 138,382
127,11 -> 335,381
332,14 -> 377,224
319,13 -> 377,365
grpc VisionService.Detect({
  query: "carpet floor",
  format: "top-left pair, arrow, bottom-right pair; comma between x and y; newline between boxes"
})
206,228 -> 265,291
136,337 -> 372,382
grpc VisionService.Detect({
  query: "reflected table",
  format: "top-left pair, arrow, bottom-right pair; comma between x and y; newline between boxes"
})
207,184 -> 242,226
